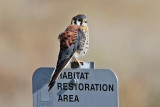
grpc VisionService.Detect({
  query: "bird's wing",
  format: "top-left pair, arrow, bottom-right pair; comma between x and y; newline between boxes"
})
48,25 -> 84,91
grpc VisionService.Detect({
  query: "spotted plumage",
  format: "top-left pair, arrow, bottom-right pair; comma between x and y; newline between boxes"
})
48,14 -> 89,91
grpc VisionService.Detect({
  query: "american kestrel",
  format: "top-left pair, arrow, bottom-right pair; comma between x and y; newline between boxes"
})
48,14 -> 89,91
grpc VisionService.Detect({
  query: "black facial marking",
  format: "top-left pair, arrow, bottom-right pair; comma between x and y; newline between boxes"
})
80,21 -> 83,26
74,20 -> 77,24
78,19 -> 81,21
72,14 -> 87,25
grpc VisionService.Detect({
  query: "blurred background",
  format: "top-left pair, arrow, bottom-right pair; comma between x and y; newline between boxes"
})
0,0 -> 160,107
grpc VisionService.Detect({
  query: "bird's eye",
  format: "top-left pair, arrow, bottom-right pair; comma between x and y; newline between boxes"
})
78,19 -> 82,22
85,21 -> 87,23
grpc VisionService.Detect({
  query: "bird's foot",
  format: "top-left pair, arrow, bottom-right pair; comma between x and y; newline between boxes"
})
74,59 -> 84,66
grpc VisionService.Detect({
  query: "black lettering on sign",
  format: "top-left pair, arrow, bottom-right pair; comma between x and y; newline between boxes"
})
78,83 -> 84,91
76,72 -> 80,79
75,95 -> 79,102
64,95 -> 68,102
102,84 -> 108,91
94,84 -> 99,91
69,83 -> 74,90
85,72 -> 89,79
57,83 -> 62,90
99,84 -> 102,91
74,84 -> 78,90
58,95 -> 79,102
68,72 -> 72,79
85,84 -> 89,91
59,72 -> 90,79
58,95 -> 63,102
69,95 -> 73,102
63,83 -> 68,90
90,84 -> 95,91
80,73 -> 85,79
63,72 -> 67,79
109,84 -> 114,91
57,83 -> 114,91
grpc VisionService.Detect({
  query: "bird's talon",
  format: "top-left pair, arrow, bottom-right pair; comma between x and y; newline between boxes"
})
80,62 -> 84,65
74,59 -> 84,66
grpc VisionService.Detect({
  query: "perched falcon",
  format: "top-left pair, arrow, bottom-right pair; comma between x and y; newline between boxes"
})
48,14 -> 89,91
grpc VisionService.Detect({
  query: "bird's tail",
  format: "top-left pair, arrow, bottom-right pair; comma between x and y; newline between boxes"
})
48,66 -> 64,92
48,58 -> 72,92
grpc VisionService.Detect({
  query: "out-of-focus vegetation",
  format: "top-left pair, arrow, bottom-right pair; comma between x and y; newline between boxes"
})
0,0 -> 160,107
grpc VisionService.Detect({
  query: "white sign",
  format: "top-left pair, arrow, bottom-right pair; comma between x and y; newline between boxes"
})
33,68 -> 118,107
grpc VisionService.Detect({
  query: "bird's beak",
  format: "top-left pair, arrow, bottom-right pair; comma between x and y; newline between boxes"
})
83,19 -> 87,23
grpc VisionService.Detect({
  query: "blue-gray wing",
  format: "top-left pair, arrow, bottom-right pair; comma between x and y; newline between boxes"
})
48,25 -> 84,91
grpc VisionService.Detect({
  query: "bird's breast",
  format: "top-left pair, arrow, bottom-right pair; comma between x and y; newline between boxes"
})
76,32 -> 89,58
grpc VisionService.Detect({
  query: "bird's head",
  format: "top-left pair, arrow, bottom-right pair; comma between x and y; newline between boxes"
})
71,14 -> 87,26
